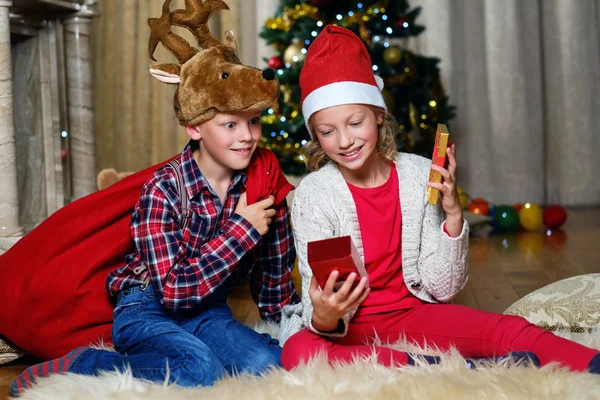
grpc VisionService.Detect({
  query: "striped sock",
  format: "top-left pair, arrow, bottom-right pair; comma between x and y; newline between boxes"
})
408,351 -> 540,369
407,353 -> 441,366
587,353 -> 600,374
464,351 -> 540,369
9,347 -> 88,397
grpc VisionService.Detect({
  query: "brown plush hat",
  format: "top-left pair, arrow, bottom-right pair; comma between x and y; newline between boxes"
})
148,0 -> 279,126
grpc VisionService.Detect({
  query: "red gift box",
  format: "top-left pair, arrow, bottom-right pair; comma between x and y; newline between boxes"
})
308,236 -> 368,290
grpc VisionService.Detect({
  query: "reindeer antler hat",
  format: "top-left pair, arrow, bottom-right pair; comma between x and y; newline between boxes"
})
148,0 -> 280,126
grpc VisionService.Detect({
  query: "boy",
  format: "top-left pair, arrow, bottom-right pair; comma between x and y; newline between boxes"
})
11,0 -> 298,395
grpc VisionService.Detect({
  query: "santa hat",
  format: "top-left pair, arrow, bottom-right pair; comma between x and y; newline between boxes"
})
300,25 -> 386,136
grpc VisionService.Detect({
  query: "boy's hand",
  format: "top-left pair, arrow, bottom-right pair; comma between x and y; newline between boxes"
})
427,143 -> 463,236
234,192 -> 276,236
309,271 -> 369,332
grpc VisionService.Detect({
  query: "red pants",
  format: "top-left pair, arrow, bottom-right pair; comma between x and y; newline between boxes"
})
281,304 -> 598,371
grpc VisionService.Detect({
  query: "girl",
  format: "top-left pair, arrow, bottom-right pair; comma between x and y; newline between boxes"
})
279,25 -> 600,373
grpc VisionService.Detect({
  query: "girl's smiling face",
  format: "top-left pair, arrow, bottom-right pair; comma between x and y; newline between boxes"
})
311,104 -> 383,176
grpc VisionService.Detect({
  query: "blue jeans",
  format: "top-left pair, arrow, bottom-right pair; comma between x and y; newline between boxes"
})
67,285 -> 281,387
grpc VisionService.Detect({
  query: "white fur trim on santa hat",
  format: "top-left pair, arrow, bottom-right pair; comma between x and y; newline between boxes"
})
374,75 -> 384,90
302,81 -> 387,136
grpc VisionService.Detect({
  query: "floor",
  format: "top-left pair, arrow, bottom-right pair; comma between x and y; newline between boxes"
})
1,208 -> 598,398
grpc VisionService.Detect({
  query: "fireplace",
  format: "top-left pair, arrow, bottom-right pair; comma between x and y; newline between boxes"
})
0,0 -> 96,251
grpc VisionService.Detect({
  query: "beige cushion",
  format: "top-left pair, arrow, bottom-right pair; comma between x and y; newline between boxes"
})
0,335 -> 24,364
504,274 -> 600,334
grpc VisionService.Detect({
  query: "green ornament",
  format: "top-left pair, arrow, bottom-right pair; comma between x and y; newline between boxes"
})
493,205 -> 520,232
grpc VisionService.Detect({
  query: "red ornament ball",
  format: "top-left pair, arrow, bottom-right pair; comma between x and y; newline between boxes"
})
468,198 -> 490,215
543,205 -> 568,229
396,17 -> 408,26
468,198 -> 490,216
268,56 -> 284,70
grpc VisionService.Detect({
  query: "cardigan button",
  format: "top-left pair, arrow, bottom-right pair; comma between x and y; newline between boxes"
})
411,282 -> 421,289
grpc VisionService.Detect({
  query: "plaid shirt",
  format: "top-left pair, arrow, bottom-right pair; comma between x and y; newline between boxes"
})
107,143 -> 299,322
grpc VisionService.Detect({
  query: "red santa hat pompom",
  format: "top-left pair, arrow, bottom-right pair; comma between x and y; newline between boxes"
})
300,25 -> 386,137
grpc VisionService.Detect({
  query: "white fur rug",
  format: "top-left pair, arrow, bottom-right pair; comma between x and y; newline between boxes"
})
15,328 -> 600,400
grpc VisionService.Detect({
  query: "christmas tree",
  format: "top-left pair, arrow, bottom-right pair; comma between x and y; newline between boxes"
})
260,0 -> 455,175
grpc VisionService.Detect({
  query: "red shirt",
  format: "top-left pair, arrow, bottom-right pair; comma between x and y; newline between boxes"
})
347,163 -> 425,316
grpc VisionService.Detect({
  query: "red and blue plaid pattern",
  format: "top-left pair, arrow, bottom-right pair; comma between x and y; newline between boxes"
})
107,142 -> 298,320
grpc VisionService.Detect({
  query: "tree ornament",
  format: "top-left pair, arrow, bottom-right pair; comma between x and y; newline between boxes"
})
488,206 -> 498,229
518,203 -> 543,231
283,40 -> 306,65
268,55 -> 284,69
265,16 -> 288,31
383,46 -> 402,65
493,205 -> 520,232
468,198 -> 490,215
396,16 -> 408,27
543,205 -> 568,229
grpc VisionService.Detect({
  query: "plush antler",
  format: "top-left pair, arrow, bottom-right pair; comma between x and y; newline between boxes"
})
147,0 -> 279,127
148,0 -> 199,64
171,0 -> 230,50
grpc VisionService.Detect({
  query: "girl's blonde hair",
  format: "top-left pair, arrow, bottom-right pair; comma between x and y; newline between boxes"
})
303,106 -> 398,171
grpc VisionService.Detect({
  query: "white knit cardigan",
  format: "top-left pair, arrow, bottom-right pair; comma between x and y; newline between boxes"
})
278,152 -> 469,344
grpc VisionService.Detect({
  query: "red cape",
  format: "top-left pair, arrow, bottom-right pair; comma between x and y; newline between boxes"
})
0,148 -> 293,360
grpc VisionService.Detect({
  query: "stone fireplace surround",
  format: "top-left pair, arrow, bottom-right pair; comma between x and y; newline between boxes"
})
0,0 -> 96,254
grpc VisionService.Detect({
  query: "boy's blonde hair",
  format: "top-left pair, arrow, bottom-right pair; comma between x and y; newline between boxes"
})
303,106 -> 398,171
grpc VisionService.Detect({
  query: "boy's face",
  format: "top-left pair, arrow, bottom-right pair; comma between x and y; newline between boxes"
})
188,111 -> 262,171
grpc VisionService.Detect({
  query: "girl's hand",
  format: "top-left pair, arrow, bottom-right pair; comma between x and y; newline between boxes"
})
309,271 -> 369,332
427,144 -> 464,236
